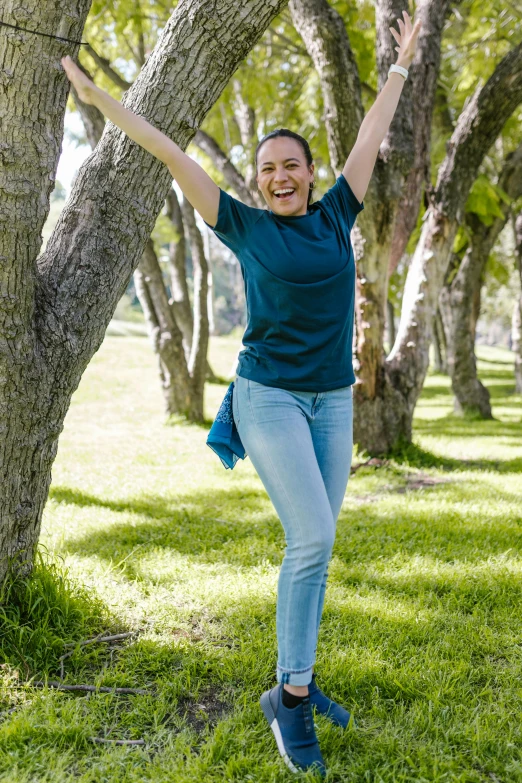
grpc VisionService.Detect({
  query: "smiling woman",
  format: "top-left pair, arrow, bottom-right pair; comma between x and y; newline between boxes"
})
59,10 -> 422,774
255,128 -> 315,215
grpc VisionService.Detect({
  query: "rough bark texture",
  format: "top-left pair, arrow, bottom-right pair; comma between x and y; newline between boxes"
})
513,212 -> 522,393
439,142 -> 522,417
388,0 -> 452,273
385,42 -> 522,449
0,0 -> 93,580
0,0 -> 289,584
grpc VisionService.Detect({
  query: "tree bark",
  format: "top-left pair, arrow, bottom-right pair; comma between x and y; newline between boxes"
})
386,299 -> 396,350
386,42 -> 522,447
0,0 -> 93,580
164,189 -> 193,354
0,0 -> 289,584
439,142 -> 522,417
513,212 -> 522,393
182,200 -> 209,416
388,0 -> 453,274
432,309 -> 447,374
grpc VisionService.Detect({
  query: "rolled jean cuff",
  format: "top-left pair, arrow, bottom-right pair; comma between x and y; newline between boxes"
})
276,664 -> 314,687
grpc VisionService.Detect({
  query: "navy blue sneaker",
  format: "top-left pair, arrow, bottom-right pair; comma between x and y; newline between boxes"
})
260,684 -> 326,777
308,674 -> 354,729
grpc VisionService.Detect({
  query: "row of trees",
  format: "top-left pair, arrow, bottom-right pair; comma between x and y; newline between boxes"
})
1,0 -> 521,584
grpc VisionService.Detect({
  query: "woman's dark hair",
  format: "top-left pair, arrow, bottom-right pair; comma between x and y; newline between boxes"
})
255,128 -> 315,205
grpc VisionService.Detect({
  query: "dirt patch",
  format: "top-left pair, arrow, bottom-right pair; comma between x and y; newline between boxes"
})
175,687 -> 230,733
350,474 -> 450,504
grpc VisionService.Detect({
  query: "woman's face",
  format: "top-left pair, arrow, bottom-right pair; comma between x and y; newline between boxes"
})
256,137 -> 314,217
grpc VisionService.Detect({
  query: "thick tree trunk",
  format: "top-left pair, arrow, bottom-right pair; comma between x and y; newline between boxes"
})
513,213 -> 522,393
385,43 -> 522,448
0,1 -> 93,579
388,0 -> 452,274
439,142 -> 522,416
0,0 -> 289,584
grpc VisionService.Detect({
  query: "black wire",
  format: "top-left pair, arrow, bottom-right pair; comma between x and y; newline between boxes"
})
0,19 -> 88,46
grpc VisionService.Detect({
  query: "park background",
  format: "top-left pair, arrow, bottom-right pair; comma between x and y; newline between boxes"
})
2,0 -> 522,781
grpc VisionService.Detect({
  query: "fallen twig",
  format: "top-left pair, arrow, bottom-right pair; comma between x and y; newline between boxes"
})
64,631 -> 140,649
90,737 -> 145,746
30,681 -> 148,695
60,630 -> 141,680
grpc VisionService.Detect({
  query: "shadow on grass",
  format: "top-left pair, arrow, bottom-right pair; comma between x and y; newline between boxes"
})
50,475 -> 522,589
388,441 -> 522,473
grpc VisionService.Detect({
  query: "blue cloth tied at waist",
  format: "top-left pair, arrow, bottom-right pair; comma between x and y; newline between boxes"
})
206,381 -> 247,469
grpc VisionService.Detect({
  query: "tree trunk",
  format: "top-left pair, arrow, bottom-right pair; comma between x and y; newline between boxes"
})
182,199 -> 209,418
0,0 -> 289,585
439,142 -> 522,416
386,42 -> 522,448
513,213 -> 522,393
165,189 -> 193,354
0,0 -> 93,580
386,299 -> 396,350
432,308 -> 447,374
439,245 -> 492,417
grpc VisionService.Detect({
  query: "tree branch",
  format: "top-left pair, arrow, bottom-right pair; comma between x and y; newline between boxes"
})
84,44 -> 133,91
193,129 -> 260,207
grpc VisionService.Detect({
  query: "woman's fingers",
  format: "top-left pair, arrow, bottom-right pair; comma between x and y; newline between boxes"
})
389,26 -> 401,44
390,14 -> 422,48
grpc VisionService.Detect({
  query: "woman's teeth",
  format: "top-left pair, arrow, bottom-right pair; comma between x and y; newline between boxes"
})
274,189 -> 294,200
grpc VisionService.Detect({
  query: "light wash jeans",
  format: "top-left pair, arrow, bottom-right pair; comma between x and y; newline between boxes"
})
232,374 -> 353,686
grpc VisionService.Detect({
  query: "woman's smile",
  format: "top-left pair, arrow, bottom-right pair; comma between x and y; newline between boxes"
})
256,136 -> 314,216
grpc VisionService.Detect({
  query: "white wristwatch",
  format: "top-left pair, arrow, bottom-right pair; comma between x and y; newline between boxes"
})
388,64 -> 409,80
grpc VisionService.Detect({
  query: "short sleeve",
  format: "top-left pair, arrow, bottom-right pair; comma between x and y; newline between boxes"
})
204,188 -> 264,255
317,173 -> 364,231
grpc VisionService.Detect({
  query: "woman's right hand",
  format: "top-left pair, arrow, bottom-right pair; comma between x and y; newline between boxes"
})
61,56 -> 97,105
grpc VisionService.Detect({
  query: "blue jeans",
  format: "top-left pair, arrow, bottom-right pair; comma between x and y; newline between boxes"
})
232,374 -> 353,686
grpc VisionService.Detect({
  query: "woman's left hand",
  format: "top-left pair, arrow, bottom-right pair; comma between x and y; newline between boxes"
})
389,10 -> 422,68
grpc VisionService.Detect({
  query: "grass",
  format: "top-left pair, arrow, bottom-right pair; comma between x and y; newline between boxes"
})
1,337 -> 521,782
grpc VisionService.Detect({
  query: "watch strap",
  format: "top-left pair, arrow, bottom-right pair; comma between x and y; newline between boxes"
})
388,63 -> 409,80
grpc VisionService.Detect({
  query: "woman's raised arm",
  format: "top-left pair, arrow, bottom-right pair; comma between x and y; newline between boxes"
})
61,56 -> 219,227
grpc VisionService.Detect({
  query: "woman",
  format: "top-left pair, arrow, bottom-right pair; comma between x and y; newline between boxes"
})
62,10 -> 420,776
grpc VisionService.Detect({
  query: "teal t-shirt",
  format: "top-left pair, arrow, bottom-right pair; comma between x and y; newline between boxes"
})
204,173 -> 364,392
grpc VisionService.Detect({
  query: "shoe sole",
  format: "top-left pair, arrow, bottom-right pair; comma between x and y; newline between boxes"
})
260,691 -> 299,774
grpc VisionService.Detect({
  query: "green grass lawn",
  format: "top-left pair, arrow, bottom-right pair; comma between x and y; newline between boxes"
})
1,337 -> 521,782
